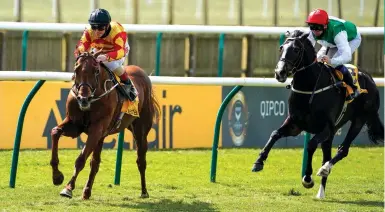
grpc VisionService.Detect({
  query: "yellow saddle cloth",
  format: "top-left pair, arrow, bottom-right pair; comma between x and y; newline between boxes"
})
333,64 -> 368,103
114,74 -> 140,117
121,87 -> 139,117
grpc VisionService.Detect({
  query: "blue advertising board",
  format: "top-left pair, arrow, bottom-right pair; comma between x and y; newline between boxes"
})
221,86 -> 384,148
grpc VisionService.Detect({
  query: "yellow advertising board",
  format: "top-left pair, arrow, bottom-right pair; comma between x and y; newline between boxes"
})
0,82 -> 222,149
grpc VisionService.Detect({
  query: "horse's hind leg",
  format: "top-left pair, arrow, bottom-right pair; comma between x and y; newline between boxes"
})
327,117 -> 366,168
312,118 -> 364,199
131,119 -> 151,198
51,117 -> 82,186
252,116 -> 301,172
82,137 -> 104,200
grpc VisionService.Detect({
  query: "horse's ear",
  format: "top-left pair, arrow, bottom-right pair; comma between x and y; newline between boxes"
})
285,30 -> 291,38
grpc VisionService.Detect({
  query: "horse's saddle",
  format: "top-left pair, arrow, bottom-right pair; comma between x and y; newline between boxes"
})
102,63 -> 140,118
332,64 -> 368,103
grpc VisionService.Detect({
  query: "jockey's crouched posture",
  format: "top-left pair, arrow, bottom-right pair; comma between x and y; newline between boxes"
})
74,8 -> 136,101
306,8 -> 361,101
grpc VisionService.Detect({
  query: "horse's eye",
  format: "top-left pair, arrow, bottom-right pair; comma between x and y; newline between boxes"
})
293,48 -> 300,53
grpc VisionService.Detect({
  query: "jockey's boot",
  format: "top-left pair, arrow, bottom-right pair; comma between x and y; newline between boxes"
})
113,66 -> 137,101
336,65 -> 359,101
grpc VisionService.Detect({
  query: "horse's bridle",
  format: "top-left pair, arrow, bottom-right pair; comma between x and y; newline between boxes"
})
71,53 -> 119,103
72,53 -> 100,96
282,37 -> 340,104
280,37 -> 317,76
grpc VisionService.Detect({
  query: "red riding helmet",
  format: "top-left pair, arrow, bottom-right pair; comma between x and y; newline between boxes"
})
306,9 -> 329,25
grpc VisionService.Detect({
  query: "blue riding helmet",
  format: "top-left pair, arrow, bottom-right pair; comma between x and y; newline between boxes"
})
88,8 -> 111,26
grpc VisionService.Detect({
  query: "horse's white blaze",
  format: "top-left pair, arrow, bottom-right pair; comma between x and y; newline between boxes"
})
276,61 -> 285,71
275,43 -> 289,73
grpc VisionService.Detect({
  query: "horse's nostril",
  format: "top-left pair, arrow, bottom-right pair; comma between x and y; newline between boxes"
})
77,96 -> 88,103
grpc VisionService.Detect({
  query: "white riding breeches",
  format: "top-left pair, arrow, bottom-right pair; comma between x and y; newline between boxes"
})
92,41 -> 130,75
103,55 -> 127,75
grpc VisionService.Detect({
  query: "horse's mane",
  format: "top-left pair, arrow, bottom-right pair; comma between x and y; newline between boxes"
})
284,29 -> 317,56
287,29 -> 306,38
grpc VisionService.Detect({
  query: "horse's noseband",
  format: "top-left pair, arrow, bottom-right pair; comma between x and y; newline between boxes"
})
72,82 -> 96,98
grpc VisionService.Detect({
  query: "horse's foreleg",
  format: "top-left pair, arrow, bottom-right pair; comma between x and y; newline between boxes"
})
82,137 -> 104,200
302,121 -> 334,191
60,125 -> 103,199
252,116 -> 301,172
303,120 -> 335,199
50,117 -> 81,186
301,136 -> 318,189
315,140 -> 333,199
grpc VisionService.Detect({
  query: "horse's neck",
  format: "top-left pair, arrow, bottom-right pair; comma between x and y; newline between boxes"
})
292,62 -> 332,91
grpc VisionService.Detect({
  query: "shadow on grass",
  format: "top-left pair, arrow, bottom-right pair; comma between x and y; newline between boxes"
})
321,199 -> 384,208
106,198 -> 218,212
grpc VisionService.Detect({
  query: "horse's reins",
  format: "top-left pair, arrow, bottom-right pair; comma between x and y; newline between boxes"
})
285,39 -> 349,127
308,48 -> 329,104
71,53 -> 119,103
286,43 -> 339,102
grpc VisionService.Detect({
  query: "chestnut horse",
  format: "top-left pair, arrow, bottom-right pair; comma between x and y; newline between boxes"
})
50,52 -> 160,199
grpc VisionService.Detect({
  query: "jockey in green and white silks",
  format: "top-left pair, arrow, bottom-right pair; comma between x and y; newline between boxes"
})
306,8 -> 361,100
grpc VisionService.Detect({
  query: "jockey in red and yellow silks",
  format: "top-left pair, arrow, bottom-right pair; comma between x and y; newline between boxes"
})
76,21 -> 129,63
74,8 -> 136,102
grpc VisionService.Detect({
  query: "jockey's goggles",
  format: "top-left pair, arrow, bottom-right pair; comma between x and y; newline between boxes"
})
91,24 -> 106,31
308,24 -> 324,31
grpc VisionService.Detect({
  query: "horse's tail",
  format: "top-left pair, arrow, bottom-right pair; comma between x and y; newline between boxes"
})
366,111 -> 384,144
149,89 -> 161,124
357,69 -> 384,144
366,90 -> 384,144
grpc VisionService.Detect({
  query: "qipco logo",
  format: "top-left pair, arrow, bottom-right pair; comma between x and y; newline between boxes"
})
260,100 -> 286,119
228,91 -> 248,147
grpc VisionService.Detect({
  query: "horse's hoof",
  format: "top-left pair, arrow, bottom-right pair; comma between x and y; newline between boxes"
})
302,175 -> 314,189
60,187 -> 73,199
140,192 -> 149,198
316,162 -> 332,177
52,171 -> 64,186
251,162 -> 264,172
82,187 -> 91,200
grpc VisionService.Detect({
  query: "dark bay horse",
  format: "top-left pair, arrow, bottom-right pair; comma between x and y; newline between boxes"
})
50,52 -> 160,199
251,30 -> 383,198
